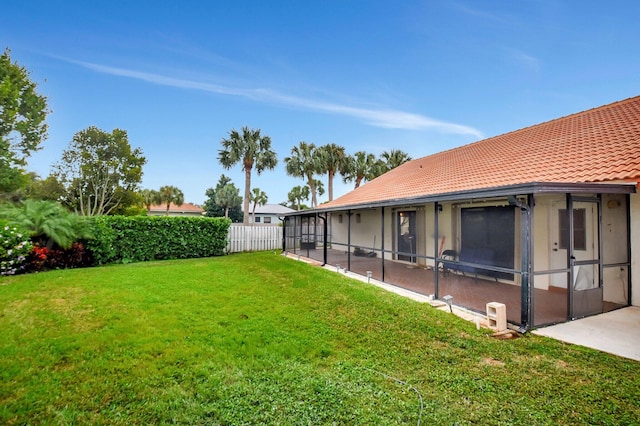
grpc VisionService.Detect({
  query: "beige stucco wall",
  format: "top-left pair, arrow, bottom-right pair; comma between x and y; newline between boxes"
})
329,209 -> 383,252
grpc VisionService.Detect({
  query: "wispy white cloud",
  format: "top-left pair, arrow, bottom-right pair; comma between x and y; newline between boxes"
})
452,3 -> 511,25
504,48 -> 541,73
71,59 -> 484,138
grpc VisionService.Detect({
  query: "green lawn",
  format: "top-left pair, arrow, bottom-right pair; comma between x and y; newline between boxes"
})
1,252 -> 638,425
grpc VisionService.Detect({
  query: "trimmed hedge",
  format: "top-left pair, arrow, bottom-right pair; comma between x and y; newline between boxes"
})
85,216 -> 231,265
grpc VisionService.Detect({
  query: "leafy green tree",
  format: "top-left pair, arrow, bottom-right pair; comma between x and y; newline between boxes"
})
218,126 -> 278,224
287,185 -> 309,211
2,173 -> 66,204
139,189 -> 161,214
25,174 -> 66,202
0,200 -> 92,249
316,143 -> 348,201
381,149 -> 412,171
285,142 -> 323,208
203,175 -> 243,222
54,126 -> 146,216
215,183 -> 242,219
158,185 -> 184,216
249,187 -> 268,224
0,48 -> 50,193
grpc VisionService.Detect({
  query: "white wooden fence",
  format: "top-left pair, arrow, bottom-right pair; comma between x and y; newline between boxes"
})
227,225 -> 283,253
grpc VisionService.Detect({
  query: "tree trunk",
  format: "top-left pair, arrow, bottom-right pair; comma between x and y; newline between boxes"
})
328,170 -> 334,201
308,174 -> 317,208
243,167 -> 251,225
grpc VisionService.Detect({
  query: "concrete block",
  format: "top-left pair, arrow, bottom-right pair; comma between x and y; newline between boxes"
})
486,302 -> 507,332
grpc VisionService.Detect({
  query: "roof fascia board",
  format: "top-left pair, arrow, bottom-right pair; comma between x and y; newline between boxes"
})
284,181 -> 636,216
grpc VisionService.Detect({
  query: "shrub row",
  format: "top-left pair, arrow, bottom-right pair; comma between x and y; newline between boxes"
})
85,216 -> 232,265
1,216 -> 232,274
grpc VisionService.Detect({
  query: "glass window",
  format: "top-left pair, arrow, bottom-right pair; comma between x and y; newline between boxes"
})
264,217 -> 272,224
559,209 -> 586,250
255,216 -> 261,223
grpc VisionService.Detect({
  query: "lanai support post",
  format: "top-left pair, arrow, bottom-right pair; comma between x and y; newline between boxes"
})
282,217 -> 287,252
381,207 -> 385,282
317,213 -> 328,266
347,210 -> 352,271
518,196 -> 533,331
434,202 -> 440,299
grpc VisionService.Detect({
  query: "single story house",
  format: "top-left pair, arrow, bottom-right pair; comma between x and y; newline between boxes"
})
248,204 -> 295,225
148,202 -> 205,217
283,95 -> 640,331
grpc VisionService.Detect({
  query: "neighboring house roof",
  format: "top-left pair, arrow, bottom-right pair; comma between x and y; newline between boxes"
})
323,95 -> 640,210
149,202 -> 204,214
248,204 -> 296,215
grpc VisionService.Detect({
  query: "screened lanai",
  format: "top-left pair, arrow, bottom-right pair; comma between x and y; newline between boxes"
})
283,183 -> 634,330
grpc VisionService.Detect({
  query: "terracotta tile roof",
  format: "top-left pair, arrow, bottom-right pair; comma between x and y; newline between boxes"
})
149,202 -> 204,213
323,95 -> 640,209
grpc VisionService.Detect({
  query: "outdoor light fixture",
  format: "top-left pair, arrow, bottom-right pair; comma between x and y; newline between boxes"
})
442,295 -> 454,313
366,271 -> 372,283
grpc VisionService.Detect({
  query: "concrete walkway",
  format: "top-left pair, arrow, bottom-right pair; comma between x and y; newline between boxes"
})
533,306 -> 640,361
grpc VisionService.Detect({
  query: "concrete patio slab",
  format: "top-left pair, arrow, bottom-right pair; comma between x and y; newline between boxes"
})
533,307 -> 640,361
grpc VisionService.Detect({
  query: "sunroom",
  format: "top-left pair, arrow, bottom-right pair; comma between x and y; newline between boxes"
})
283,182 -> 634,331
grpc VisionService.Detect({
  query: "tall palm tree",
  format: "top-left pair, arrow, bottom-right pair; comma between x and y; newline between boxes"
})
343,151 -> 380,189
285,141 -> 323,208
381,149 -> 412,171
218,126 -> 278,224
158,185 -> 184,216
287,185 -> 309,211
316,143 -> 348,202
140,189 -> 161,214
249,187 -> 268,224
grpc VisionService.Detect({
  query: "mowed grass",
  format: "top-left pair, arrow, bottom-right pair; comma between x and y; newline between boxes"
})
1,252 -> 638,425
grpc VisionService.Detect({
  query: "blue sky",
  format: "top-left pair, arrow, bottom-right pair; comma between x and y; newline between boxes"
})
3,1 -> 640,206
